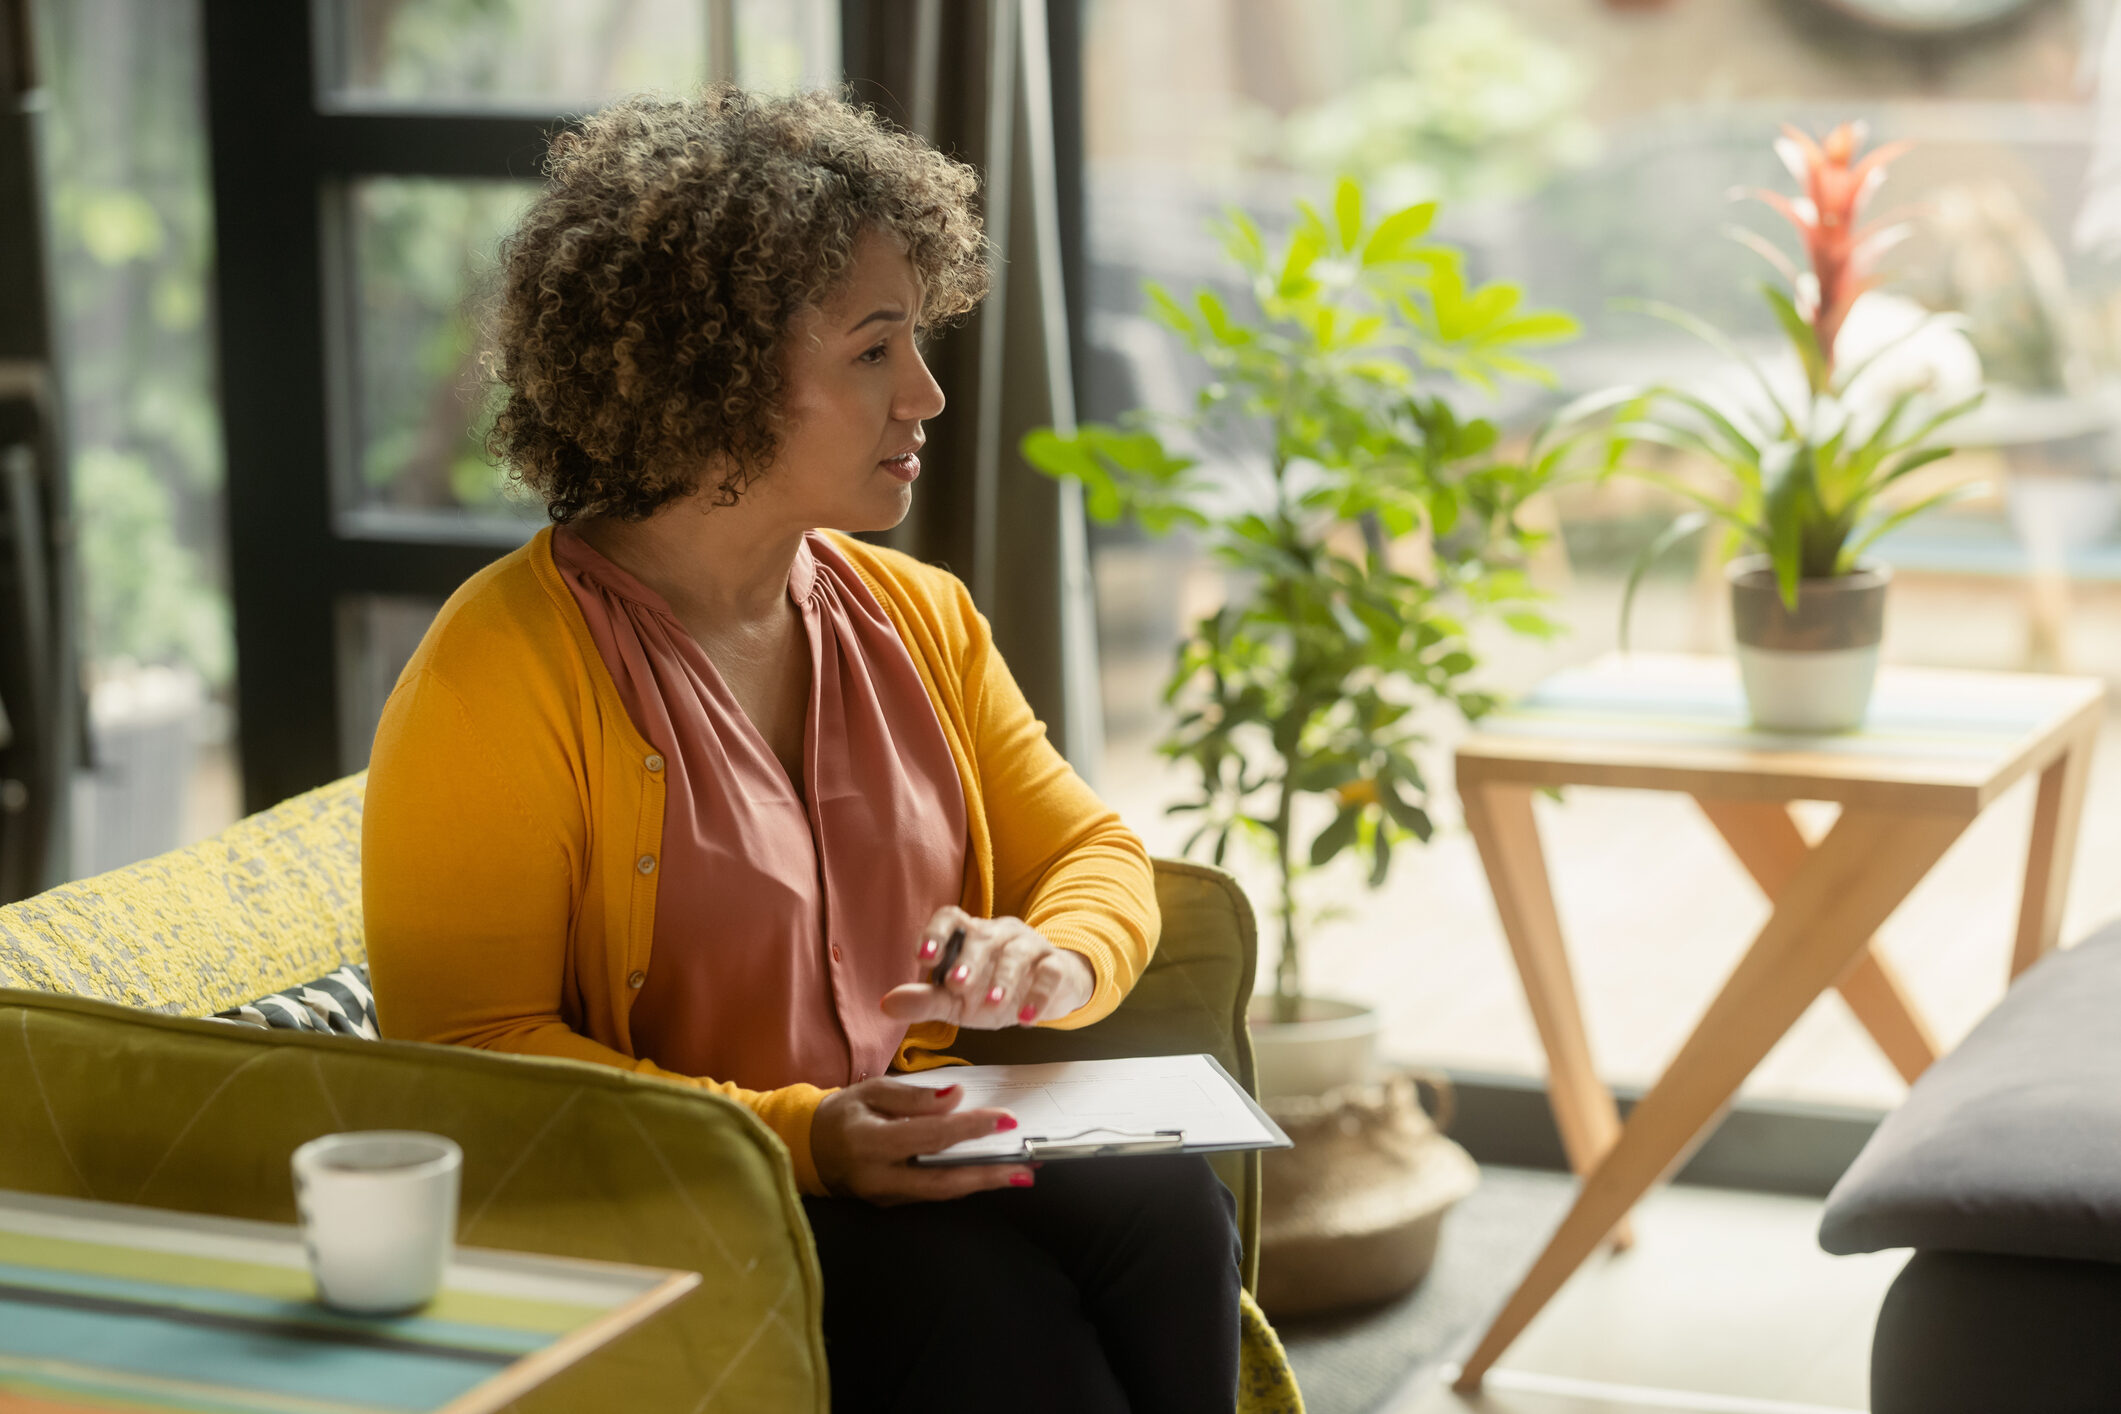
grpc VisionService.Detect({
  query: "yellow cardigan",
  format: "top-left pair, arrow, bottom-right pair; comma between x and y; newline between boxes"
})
363,527 -> 1159,1196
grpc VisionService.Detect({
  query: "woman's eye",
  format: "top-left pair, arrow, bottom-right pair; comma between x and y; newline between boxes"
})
859,342 -> 889,364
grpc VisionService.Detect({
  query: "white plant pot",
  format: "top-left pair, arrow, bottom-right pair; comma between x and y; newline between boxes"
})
1728,556 -> 1890,734
1248,995 -> 1380,1101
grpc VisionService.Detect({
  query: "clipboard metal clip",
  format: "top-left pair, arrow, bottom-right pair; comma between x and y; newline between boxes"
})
1022,1128 -> 1187,1161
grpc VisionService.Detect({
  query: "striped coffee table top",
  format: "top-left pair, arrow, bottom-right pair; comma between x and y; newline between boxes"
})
0,1189 -> 697,1414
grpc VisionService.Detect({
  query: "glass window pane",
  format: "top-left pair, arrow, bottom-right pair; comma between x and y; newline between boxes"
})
734,0 -> 840,93
42,0 -> 241,875
328,0 -> 714,111
1080,0 -> 2116,1113
340,177 -> 542,530
338,595 -> 443,774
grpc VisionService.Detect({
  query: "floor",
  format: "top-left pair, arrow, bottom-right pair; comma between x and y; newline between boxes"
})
1093,559 -> 2121,1111
1386,1181 -> 1906,1414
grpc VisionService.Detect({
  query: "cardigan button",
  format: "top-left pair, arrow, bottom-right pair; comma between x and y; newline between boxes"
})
627,970 -> 646,989
644,753 -> 665,773
637,854 -> 656,875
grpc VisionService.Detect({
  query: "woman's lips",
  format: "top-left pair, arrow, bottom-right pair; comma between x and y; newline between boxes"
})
881,453 -> 921,483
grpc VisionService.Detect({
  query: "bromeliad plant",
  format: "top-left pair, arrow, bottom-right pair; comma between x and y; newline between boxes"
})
1597,123 -> 1983,629
1022,181 -> 1575,1021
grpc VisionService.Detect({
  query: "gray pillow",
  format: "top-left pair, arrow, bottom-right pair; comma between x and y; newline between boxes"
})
1819,924 -> 2121,1263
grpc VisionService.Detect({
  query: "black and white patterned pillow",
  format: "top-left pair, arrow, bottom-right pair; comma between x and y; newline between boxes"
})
213,963 -> 379,1039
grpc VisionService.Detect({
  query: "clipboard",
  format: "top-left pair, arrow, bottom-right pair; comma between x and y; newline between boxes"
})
907,1053 -> 1293,1167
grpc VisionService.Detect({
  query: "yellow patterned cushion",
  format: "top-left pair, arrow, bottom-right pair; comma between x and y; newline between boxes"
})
0,774 -> 367,1014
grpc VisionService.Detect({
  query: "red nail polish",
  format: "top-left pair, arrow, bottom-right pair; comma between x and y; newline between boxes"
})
1010,1172 -> 1034,1188
951,965 -> 969,985
994,1115 -> 1018,1132
937,1084 -> 958,1097
1017,1005 -> 1037,1024
920,939 -> 938,959
985,985 -> 1004,1004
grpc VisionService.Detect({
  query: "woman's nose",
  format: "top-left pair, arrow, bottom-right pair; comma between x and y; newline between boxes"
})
897,350 -> 946,422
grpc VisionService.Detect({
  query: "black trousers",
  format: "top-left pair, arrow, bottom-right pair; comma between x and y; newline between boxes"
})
800,1154 -> 1242,1413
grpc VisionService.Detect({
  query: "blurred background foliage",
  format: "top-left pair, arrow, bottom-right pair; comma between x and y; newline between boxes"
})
42,0 -> 229,688
1280,2 -> 1599,210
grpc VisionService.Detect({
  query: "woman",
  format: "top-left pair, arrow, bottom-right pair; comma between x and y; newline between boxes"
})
362,87 -> 1241,1411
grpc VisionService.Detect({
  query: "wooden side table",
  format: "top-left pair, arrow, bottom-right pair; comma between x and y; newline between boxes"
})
1450,653 -> 2104,1392
0,1188 -> 699,1413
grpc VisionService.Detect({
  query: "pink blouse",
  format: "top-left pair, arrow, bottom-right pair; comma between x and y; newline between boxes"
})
551,525 -> 969,1091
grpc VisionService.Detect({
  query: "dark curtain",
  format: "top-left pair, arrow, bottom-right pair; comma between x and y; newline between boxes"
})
841,0 -> 1105,780
0,0 -> 77,900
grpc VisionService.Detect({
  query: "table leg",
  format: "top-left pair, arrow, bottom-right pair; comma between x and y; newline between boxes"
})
1696,797 -> 1940,1084
2014,727 -> 2096,979
1461,779 -> 1631,1250
1453,803 -> 1970,1393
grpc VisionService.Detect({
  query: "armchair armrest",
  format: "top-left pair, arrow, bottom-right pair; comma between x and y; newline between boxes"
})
947,858 -> 1264,1288
0,988 -> 827,1414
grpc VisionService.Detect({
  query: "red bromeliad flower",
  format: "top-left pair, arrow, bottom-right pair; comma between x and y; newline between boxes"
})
1739,122 -> 1911,386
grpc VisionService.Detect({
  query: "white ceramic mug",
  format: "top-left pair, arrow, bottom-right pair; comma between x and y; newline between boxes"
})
291,1130 -> 462,1313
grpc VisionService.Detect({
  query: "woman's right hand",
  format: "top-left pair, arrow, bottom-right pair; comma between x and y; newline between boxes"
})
811,1078 -> 1035,1204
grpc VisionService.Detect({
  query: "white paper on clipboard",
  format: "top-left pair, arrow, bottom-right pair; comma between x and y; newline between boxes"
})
899,1053 -> 1290,1165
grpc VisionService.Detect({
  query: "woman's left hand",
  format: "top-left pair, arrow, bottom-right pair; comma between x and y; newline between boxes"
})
878,906 -> 1095,1030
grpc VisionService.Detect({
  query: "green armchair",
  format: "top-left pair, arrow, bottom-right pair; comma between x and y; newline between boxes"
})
0,775 -> 1303,1412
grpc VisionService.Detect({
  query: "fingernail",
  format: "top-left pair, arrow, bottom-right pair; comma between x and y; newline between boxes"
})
950,965 -> 969,985
937,1084 -> 958,1097
1010,1172 -> 1034,1188
985,985 -> 1004,1005
920,939 -> 937,959
1017,1004 -> 1037,1024
994,1115 -> 1018,1132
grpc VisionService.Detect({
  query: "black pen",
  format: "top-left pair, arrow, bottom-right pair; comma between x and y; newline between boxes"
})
929,925 -> 966,989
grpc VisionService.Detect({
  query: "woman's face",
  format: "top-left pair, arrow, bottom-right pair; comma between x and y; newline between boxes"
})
762,228 -> 947,533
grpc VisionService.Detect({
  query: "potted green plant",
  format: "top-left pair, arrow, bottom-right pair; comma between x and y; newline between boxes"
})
1022,180 -> 1574,1096
1593,123 -> 1983,732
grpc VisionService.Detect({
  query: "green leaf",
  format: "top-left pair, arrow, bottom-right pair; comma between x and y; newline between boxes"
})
1618,510 -> 1708,651
1334,177 -> 1362,252
1219,209 -> 1268,275
1609,417 -> 1761,482
1760,440 -> 1813,608
1762,284 -> 1828,396
1647,386 -> 1763,465
1621,299 -> 1799,435
1879,391 -> 1985,460
1875,445 -> 1954,488
1309,805 -> 1362,867
1486,311 -> 1579,345
1280,210 -> 1328,297
1019,426 -> 1096,482
1380,783 -> 1434,841
1146,282 -> 1194,334
1196,289 -> 1251,346
1368,823 -> 1392,887
1292,757 -> 1359,792
1839,482 -> 1986,569
1502,610 -> 1558,639
1833,311 -> 1967,398
1608,466 -> 1760,542
1360,202 -> 1438,266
